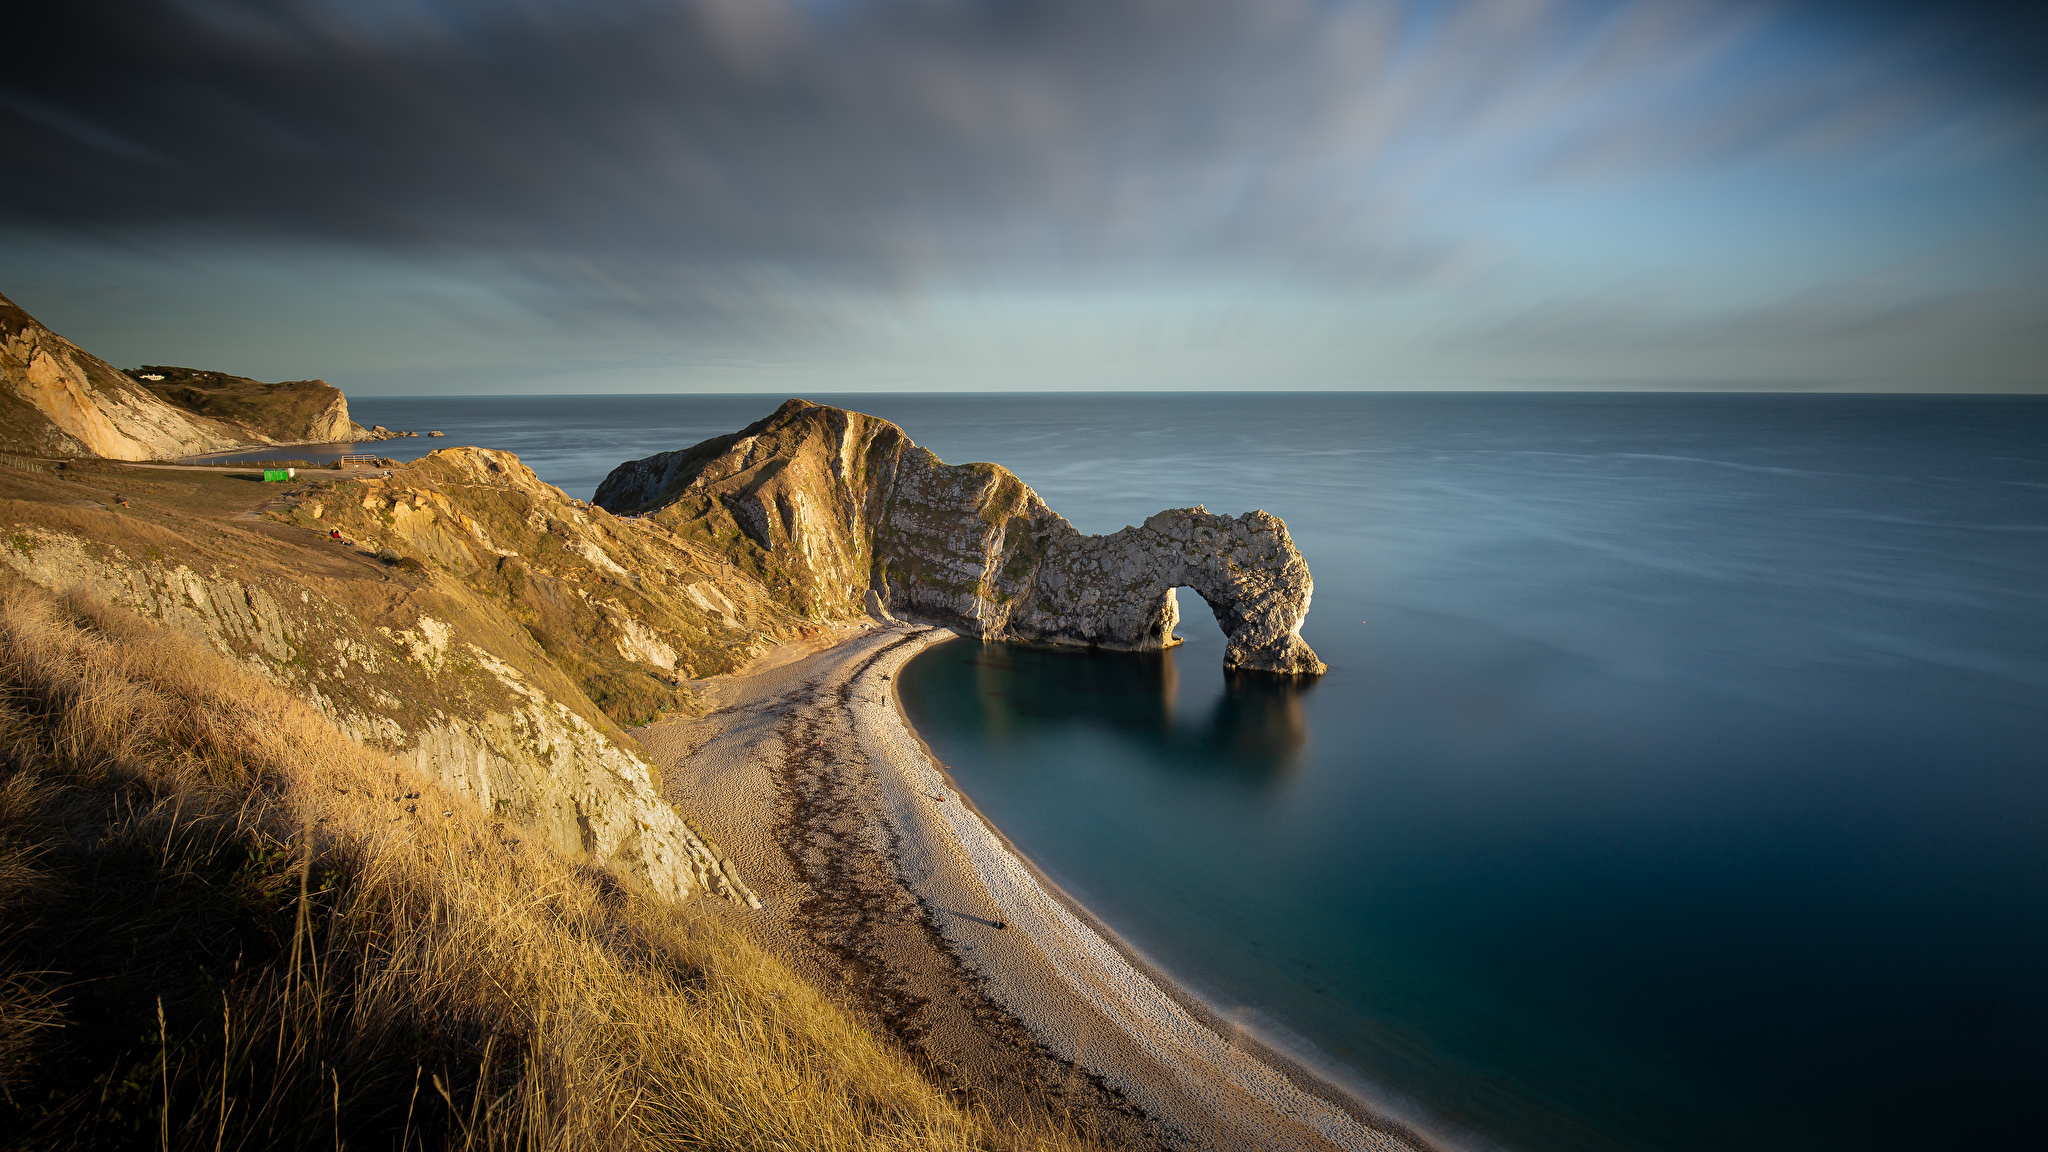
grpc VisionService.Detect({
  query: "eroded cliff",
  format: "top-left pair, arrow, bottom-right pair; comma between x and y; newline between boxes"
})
131,364 -> 366,444
0,291 -> 382,460
0,457 -> 771,905
596,399 -> 1325,675
0,292 -> 252,460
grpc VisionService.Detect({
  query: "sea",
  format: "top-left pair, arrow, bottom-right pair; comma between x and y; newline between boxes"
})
194,393 -> 2048,1152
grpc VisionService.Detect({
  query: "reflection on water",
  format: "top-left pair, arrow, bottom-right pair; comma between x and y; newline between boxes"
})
1215,670 -> 1314,767
955,640 -> 1314,777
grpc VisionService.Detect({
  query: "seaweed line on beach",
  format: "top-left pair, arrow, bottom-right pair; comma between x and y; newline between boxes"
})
769,629 -> 1175,1151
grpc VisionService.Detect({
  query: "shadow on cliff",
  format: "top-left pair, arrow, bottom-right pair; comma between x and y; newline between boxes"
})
938,641 -> 1316,780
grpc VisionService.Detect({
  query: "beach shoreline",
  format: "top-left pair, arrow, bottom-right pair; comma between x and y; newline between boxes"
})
891,653 -> 1450,1149
641,620 -> 1433,1152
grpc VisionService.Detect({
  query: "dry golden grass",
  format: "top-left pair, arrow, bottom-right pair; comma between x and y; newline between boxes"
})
0,577 -> 1092,1152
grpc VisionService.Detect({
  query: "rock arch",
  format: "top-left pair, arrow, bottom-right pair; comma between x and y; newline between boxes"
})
982,506 -> 1326,676
595,400 -> 1327,677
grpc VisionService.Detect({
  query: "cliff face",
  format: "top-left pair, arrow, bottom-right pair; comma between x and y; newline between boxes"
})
0,456 -> 776,905
0,291 -> 379,459
596,399 -> 1325,675
0,292 -> 375,460
132,364 -> 363,444
0,292 -> 250,460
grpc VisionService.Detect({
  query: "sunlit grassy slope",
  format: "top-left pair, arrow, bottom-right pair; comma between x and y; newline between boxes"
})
0,575 -> 1089,1152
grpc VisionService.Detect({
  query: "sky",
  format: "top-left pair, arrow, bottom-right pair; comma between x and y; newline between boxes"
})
1,0 -> 2044,394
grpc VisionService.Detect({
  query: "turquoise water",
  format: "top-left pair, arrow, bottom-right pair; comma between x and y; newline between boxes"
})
265,392 -> 2046,1151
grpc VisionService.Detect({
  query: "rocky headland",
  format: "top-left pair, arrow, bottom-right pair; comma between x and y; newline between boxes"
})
1,290 -> 403,459
596,398 -> 1326,675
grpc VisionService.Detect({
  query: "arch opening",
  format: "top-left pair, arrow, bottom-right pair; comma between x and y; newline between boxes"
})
1162,585 -> 1232,651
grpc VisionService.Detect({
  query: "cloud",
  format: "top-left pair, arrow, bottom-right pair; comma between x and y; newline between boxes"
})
0,0 -> 2040,332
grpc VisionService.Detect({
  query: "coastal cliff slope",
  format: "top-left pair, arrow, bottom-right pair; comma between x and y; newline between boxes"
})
130,362 -> 365,444
596,398 -> 1326,675
0,450 -> 797,904
0,577 -> 1090,1152
0,290 -> 249,459
0,290 -> 374,458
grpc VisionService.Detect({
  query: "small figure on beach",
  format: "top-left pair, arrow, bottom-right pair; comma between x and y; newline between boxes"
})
994,919 -> 1007,930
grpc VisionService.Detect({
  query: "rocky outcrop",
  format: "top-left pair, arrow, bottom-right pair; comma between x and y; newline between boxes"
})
0,292 -> 250,459
132,364 -> 365,445
984,506 -> 1325,676
0,290 -> 383,458
596,400 -> 1325,675
0,389 -> 1319,914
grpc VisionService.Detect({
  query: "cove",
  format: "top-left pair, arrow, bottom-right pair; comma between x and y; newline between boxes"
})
889,392 -> 2048,1152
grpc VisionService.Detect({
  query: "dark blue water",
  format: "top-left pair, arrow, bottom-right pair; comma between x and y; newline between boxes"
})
879,394 -> 2047,1152
221,392 -> 2047,1151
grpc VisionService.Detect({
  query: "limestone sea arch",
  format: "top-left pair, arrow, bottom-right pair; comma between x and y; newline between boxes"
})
594,399 -> 1326,676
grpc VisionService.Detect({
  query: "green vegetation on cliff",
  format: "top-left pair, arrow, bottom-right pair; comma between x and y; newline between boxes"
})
0,445 -> 785,903
272,446 -> 834,720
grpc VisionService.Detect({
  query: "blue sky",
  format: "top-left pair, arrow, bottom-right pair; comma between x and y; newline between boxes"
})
2,0 -> 2043,393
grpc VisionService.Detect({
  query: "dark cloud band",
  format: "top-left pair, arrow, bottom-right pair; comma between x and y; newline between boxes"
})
3,0 -> 2040,313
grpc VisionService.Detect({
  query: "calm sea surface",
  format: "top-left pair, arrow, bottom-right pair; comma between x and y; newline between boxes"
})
261,393 -> 2047,1152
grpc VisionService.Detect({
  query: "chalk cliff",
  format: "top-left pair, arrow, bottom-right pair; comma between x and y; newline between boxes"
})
130,364 -> 367,445
596,399 -> 1325,675
0,291 -> 374,459
0,291 -> 252,459
0,450 -> 788,905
